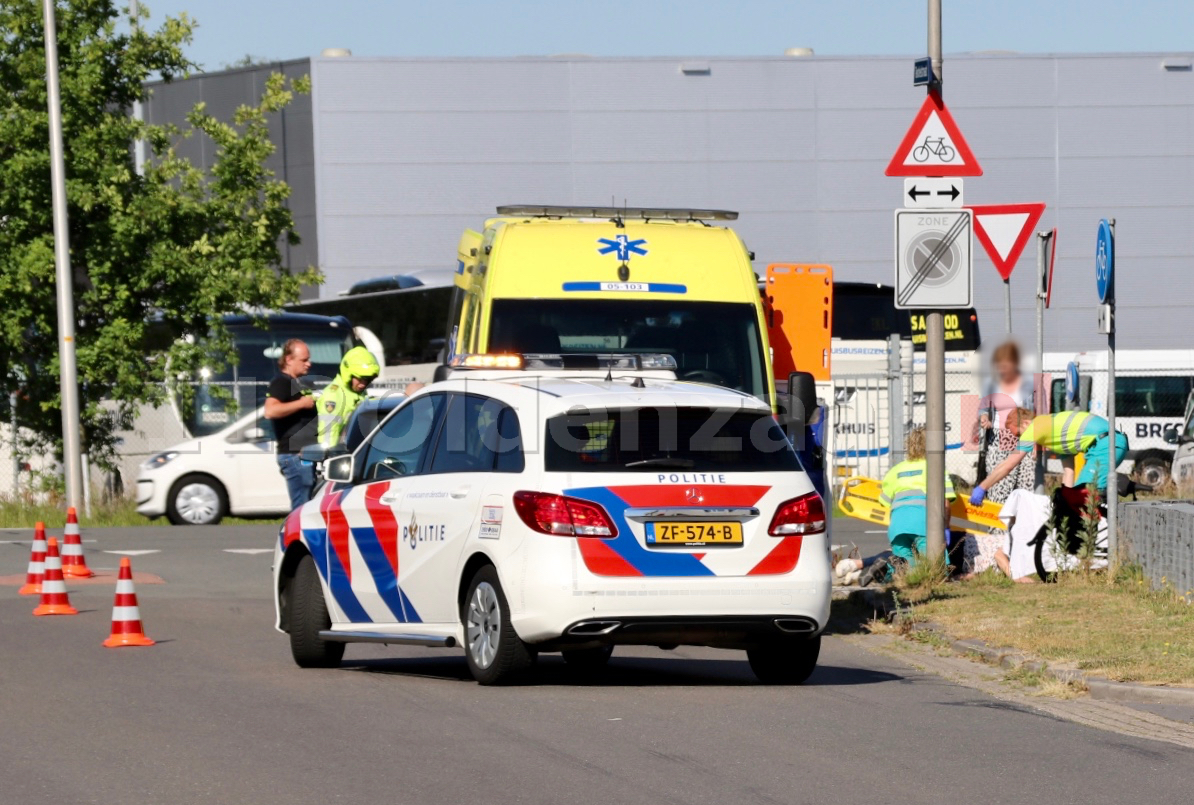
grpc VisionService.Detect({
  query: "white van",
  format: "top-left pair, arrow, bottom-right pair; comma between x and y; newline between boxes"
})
1043,350 -> 1194,487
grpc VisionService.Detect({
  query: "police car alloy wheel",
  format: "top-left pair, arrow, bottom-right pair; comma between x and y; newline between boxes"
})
746,635 -> 821,685
462,565 -> 535,685
166,474 -> 227,526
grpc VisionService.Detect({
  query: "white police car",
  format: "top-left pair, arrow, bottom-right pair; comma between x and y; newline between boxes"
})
273,356 -> 830,685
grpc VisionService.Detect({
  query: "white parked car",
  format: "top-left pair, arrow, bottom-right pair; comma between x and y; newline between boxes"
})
136,408 -> 290,525
273,361 -> 831,685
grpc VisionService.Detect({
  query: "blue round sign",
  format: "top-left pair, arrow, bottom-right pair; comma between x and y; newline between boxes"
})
1065,361 -> 1079,405
1095,219 -> 1114,303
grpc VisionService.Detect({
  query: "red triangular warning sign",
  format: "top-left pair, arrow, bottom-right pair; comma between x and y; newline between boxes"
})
885,91 -> 983,177
968,203 -> 1046,281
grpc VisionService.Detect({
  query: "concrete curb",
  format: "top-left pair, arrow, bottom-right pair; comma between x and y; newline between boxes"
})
892,605 -> 1194,705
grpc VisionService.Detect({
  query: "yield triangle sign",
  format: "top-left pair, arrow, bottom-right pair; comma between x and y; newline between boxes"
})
968,203 -> 1046,281
885,91 -> 982,177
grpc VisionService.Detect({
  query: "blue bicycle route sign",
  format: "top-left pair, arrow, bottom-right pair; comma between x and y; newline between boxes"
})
1095,218 -> 1114,303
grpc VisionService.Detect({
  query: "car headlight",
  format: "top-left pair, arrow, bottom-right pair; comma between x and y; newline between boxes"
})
144,451 -> 180,470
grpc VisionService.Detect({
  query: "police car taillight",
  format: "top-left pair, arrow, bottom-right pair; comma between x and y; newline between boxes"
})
767,492 -> 826,536
512,491 -> 618,538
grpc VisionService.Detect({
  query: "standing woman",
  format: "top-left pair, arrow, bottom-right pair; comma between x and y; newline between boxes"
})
975,341 -> 1034,482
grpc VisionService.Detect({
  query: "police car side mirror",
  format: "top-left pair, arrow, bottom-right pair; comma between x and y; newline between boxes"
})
1164,428 -> 1181,446
788,372 -> 818,424
325,454 -> 354,484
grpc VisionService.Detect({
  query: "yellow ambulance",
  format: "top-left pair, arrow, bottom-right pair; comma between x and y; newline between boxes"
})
446,205 -> 776,406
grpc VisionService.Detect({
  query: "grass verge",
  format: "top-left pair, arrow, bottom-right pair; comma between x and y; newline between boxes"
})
894,567 -> 1194,686
0,496 -> 268,529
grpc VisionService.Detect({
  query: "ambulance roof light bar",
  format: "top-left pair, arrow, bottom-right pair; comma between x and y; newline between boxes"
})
495,205 -> 738,222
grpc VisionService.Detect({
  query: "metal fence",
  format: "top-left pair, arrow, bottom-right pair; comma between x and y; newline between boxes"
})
1121,501 -> 1194,601
827,367 -> 985,493
828,359 -> 1194,496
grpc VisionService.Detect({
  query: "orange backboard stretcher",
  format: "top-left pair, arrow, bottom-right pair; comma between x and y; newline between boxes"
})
765,264 -> 832,382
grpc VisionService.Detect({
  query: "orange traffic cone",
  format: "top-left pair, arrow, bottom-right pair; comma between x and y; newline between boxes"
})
60,506 -> 94,578
33,538 -> 77,616
102,558 -> 155,647
18,522 -> 49,596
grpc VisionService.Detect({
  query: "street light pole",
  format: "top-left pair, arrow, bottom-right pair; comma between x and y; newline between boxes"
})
130,0 -> 145,174
924,0 -> 947,561
41,0 -> 86,512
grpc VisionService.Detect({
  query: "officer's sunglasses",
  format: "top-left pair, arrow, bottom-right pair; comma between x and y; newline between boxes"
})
352,375 -> 376,388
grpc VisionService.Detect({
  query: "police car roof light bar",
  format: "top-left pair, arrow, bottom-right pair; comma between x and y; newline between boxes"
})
495,205 -> 738,222
449,352 -> 678,372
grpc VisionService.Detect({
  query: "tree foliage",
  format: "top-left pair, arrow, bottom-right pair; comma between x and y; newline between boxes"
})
0,1 -> 316,470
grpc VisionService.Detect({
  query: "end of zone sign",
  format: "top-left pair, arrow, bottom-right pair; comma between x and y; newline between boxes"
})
894,209 -> 973,309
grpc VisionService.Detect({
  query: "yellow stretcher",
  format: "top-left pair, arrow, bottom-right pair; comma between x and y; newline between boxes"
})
836,476 -> 1007,537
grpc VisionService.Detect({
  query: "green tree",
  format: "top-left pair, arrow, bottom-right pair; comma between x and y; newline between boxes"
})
0,1 -> 317,472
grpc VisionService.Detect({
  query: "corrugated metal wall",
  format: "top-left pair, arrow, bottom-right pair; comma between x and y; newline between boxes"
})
151,54 -> 1194,351
144,58 -> 318,298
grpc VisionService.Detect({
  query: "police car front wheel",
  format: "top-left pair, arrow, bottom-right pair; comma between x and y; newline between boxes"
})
288,554 -> 345,669
462,565 -> 535,685
746,635 -> 820,685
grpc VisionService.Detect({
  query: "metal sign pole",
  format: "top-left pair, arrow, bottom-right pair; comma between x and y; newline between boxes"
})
42,0 -> 86,513
924,0 -> 946,561
1106,219 -> 1117,569
1034,231 -> 1049,493
1004,279 -> 1012,334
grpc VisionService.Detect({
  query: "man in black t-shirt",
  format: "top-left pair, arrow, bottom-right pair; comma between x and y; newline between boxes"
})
265,339 -> 318,509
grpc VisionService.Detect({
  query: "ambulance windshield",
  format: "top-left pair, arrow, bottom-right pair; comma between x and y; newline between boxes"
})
488,299 -> 768,401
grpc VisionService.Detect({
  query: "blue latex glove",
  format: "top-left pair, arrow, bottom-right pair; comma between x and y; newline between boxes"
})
969,486 -> 987,506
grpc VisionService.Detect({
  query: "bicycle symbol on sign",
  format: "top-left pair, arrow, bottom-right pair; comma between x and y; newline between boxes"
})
1096,241 -> 1109,283
912,136 -> 956,163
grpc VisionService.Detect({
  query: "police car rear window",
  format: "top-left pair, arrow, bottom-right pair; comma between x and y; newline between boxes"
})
544,408 -> 801,473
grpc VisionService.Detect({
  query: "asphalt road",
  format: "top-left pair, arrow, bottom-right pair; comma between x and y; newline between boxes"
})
2,521 -> 1191,805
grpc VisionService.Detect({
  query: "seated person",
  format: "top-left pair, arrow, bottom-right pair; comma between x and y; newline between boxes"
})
970,411 -> 1128,506
860,427 -> 954,586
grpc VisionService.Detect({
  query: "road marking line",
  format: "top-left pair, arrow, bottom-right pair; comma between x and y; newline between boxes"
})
864,529 -> 887,534
224,548 -> 273,555
103,550 -> 160,556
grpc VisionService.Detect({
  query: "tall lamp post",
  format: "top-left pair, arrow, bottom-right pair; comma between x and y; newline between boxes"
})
41,0 -> 85,512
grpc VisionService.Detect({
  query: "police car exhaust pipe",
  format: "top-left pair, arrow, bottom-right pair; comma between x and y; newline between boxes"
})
318,630 -> 457,648
566,621 -> 622,636
772,618 -> 817,634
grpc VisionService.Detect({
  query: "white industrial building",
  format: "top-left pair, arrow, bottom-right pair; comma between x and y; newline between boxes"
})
146,51 -> 1194,351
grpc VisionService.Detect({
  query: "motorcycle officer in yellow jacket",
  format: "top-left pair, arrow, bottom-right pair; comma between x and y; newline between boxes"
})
317,346 -> 381,448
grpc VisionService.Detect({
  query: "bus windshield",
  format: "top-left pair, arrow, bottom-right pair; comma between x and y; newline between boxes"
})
488,298 -> 768,401
187,320 -> 355,436
290,286 -> 452,368
832,283 -> 981,352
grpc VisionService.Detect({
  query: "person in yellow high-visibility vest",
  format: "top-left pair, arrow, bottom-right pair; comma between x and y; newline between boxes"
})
860,427 -> 955,586
317,346 -> 381,448
970,411 -> 1129,505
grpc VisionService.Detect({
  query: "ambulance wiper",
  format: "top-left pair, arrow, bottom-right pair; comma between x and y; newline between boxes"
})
624,457 -> 695,469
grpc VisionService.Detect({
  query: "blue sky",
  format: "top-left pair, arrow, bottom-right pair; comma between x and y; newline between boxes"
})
142,0 -> 1194,70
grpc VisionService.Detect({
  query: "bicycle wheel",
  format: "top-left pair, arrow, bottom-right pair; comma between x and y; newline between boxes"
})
1031,525 -> 1056,583
912,145 -> 930,162
939,145 -> 956,162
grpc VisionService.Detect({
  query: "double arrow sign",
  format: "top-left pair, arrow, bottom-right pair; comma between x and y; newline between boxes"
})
907,183 -> 960,202
903,178 -> 963,208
